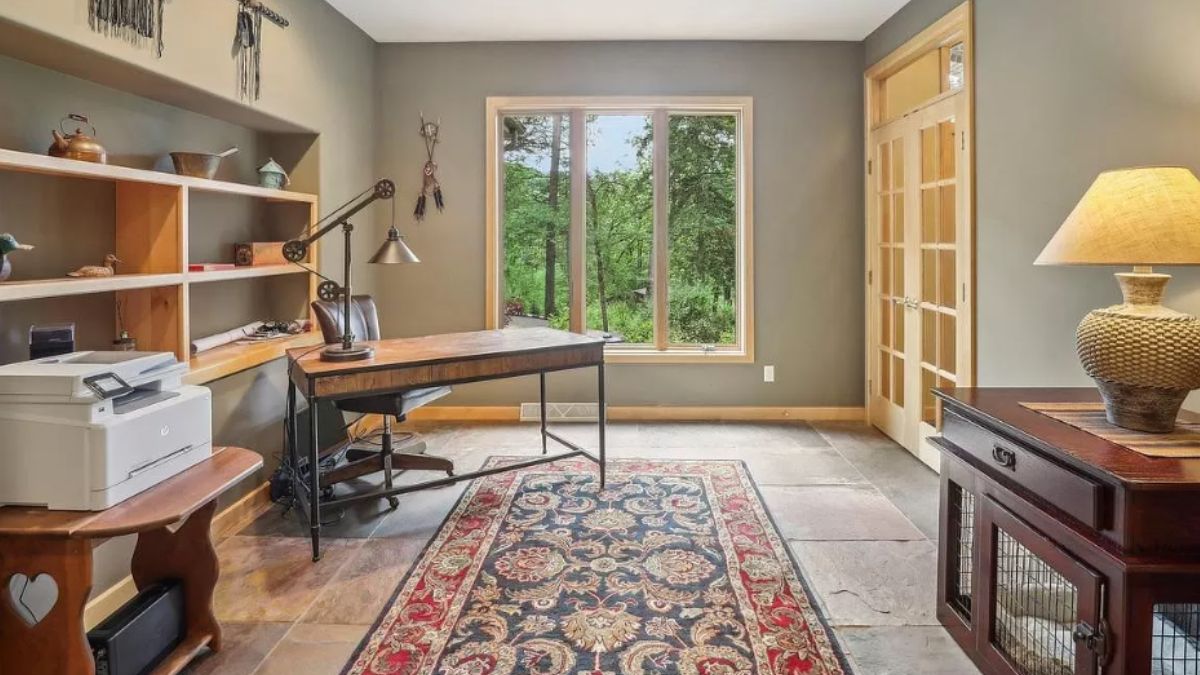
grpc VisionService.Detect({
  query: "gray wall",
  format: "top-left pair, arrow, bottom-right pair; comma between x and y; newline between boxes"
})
375,42 -> 866,407
866,0 -> 1200,388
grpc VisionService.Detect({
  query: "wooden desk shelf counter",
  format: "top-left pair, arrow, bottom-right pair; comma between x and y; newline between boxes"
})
0,447 -> 262,675
0,148 -> 321,386
931,388 -> 1200,675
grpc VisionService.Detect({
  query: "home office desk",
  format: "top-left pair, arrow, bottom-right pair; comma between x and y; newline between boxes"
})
286,327 -> 607,561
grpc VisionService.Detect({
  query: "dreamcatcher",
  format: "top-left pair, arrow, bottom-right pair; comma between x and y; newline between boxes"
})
413,114 -> 445,220
89,0 -> 167,57
232,0 -> 289,102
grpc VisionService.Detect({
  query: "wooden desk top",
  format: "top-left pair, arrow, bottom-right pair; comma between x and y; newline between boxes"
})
289,328 -> 604,377
0,447 -> 261,539
936,388 -> 1200,487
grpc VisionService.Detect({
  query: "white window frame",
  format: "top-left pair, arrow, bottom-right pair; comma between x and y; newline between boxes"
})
485,96 -> 754,364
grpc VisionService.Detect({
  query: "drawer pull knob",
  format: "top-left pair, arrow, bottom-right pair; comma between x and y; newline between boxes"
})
992,445 -> 1017,470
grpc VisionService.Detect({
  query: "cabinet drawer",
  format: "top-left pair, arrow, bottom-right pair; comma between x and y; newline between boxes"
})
943,411 -> 1108,529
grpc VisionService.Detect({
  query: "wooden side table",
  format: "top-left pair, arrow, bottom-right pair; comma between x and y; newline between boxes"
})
0,447 -> 261,675
932,388 -> 1200,675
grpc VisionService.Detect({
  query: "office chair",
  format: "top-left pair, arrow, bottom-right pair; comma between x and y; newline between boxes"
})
311,295 -> 454,508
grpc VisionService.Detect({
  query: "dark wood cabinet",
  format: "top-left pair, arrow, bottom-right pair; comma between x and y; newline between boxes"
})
933,388 -> 1200,675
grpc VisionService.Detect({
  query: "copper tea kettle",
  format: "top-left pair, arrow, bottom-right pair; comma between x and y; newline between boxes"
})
48,114 -> 107,164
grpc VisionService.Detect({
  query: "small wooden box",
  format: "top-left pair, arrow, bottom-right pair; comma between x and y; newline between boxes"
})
233,242 -> 287,266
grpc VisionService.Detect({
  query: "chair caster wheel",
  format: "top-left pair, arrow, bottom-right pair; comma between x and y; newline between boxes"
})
446,470 -> 454,477
387,496 -> 399,510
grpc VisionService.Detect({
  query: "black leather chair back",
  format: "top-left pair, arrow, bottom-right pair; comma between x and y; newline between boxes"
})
312,295 -> 382,344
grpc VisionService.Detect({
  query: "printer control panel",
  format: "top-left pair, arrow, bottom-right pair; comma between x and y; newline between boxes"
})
83,373 -> 133,400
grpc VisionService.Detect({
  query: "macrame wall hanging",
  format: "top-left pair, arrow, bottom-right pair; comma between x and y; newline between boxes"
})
88,0 -> 167,58
231,0 -> 289,102
413,114 -> 445,221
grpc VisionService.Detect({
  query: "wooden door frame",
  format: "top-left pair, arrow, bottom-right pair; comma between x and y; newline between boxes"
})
864,1 -> 976,447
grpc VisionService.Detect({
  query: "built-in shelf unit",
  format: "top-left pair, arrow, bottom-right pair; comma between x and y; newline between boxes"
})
0,148 -> 322,384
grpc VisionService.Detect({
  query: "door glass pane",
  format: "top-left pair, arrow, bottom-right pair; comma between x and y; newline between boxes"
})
939,120 -> 956,179
668,114 -> 738,345
893,355 -> 905,406
892,138 -> 905,188
939,185 -> 957,244
501,114 -> 572,329
947,42 -> 966,91
586,114 -> 654,343
880,299 -> 892,349
879,142 -> 891,191
940,314 -> 957,375
880,351 -> 891,400
921,127 -> 937,183
922,367 -> 937,425
893,193 -> 905,244
921,189 -> 937,243
880,195 -> 892,243
922,309 -> 936,367
940,250 -> 957,309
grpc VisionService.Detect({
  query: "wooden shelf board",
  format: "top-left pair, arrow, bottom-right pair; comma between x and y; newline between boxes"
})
0,148 -> 316,204
0,273 -> 184,302
149,632 -> 214,675
185,265 -> 307,284
185,331 -> 323,385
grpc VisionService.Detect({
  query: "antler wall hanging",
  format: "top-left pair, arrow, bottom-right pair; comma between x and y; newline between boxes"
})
413,114 -> 445,220
89,0 -> 167,57
231,0 -> 289,101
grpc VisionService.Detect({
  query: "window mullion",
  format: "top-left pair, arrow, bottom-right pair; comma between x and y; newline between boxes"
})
569,108 -> 587,334
652,109 -> 669,351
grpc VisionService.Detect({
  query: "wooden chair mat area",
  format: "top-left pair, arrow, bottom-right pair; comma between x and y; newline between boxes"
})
1020,402 -> 1200,458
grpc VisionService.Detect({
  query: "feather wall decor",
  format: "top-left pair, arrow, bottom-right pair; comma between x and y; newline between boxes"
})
88,0 -> 167,57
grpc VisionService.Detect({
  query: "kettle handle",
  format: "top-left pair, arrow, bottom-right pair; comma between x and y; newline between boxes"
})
60,113 -> 96,136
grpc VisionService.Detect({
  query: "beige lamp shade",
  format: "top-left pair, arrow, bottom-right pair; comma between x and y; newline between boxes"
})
1036,167 -> 1200,266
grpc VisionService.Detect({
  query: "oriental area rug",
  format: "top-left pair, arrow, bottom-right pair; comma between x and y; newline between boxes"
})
343,458 -> 851,675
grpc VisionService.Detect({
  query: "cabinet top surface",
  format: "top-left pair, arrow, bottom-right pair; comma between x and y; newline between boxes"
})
937,388 -> 1200,487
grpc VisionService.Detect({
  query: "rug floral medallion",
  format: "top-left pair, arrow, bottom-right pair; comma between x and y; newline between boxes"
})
344,458 -> 849,675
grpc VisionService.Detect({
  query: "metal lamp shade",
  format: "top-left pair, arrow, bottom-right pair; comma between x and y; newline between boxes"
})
369,227 -> 419,264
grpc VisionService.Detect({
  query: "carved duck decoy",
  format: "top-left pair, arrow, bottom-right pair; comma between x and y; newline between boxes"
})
68,253 -> 121,278
0,234 -> 33,282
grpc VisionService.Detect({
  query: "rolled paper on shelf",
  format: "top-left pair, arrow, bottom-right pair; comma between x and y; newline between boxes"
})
190,321 -> 264,355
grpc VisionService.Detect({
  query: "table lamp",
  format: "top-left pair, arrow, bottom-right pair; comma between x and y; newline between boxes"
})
1036,167 -> 1200,432
283,179 -> 419,362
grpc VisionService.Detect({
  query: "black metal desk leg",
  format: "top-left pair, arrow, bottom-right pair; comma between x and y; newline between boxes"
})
307,393 -> 322,561
539,372 -> 548,455
286,380 -> 298,491
598,361 -> 606,488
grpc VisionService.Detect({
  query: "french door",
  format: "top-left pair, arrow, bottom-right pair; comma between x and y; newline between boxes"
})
868,92 -> 972,468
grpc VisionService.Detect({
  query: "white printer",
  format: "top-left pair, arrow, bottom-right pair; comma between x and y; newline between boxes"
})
0,351 -> 212,511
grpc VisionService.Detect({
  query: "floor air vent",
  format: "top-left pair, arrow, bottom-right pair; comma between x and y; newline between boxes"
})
519,402 -> 599,422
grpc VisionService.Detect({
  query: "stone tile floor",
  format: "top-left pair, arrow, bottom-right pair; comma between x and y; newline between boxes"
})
186,421 -> 980,674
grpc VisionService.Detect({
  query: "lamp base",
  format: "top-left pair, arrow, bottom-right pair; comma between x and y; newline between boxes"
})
1076,271 -> 1200,434
320,344 -> 375,362
1093,378 -> 1188,434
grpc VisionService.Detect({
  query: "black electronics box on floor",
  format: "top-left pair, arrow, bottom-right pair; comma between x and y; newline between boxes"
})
88,581 -> 185,675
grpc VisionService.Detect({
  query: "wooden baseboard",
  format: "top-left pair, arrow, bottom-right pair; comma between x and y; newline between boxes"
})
408,406 -> 866,422
83,481 -> 272,630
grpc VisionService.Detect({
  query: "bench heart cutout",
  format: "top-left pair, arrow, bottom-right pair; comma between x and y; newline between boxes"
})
7,573 -> 58,627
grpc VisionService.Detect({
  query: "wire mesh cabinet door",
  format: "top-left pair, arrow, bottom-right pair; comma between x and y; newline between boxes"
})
979,496 -> 1107,675
938,452 -> 981,648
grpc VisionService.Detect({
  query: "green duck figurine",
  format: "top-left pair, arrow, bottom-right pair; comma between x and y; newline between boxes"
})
0,234 -> 34,282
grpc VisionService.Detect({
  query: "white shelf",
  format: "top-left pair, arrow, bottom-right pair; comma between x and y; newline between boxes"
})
0,148 -> 316,204
185,265 -> 308,284
0,273 -> 184,302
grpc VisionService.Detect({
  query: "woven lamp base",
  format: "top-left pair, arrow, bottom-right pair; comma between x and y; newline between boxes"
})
1077,272 -> 1200,433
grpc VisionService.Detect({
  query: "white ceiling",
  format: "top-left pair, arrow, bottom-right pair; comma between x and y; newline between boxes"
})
324,0 -> 910,43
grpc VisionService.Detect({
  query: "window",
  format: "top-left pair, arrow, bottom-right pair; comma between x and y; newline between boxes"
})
486,98 -> 753,363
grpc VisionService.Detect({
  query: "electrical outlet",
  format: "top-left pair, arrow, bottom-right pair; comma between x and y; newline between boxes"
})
763,365 -> 775,383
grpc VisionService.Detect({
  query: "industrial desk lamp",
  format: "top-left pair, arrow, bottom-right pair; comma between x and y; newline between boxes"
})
282,178 -> 419,362
1036,167 -> 1200,432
